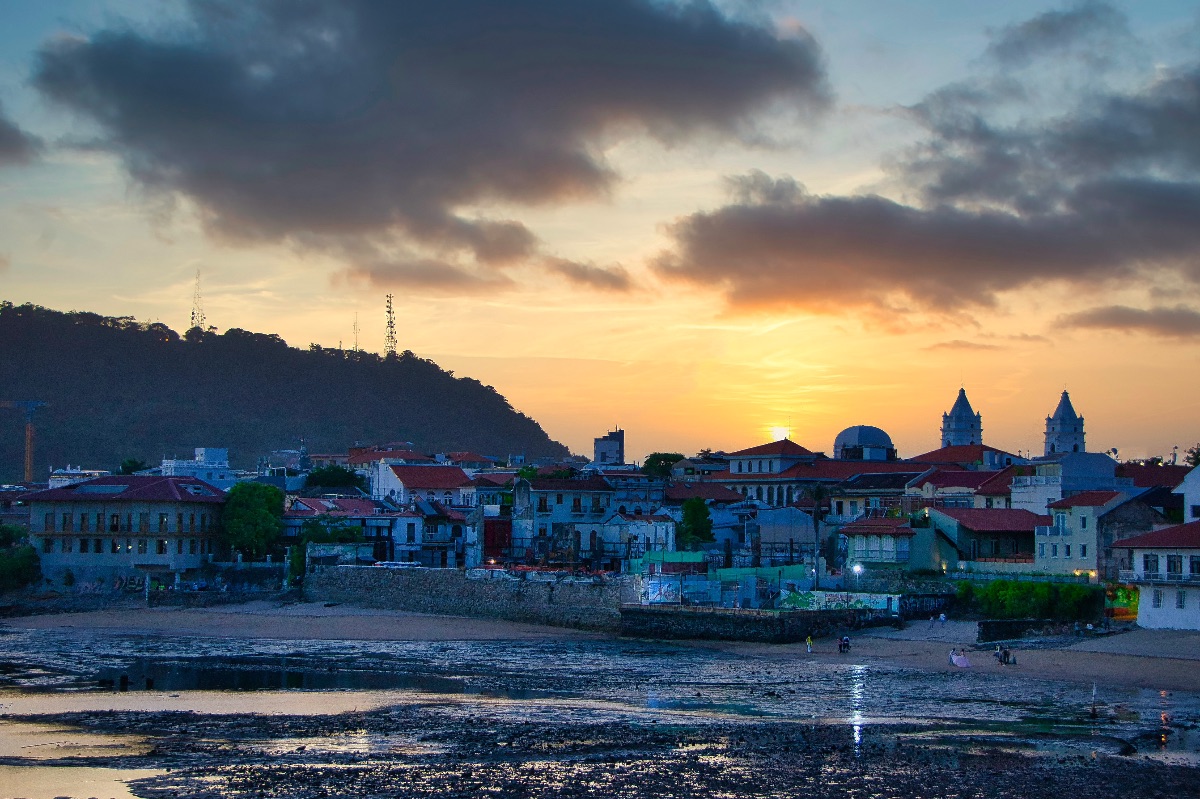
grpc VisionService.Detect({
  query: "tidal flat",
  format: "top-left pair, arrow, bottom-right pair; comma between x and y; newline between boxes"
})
0,620 -> 1197,798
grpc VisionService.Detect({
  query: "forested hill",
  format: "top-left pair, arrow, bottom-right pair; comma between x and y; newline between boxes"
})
0,302 -> 569,481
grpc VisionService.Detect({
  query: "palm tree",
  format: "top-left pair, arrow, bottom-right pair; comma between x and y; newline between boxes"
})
803,484 -> 830,589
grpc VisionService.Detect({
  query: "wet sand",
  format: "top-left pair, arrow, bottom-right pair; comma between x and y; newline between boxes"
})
5,603 -> 1195,692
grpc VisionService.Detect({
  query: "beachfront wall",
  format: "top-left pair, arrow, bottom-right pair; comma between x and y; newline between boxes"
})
305,564 -> 638,631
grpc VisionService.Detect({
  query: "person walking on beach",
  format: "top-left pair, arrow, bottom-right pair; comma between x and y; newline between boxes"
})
929,614 -> 936,630
806,635 -> 813,653
939,612 -> 947,626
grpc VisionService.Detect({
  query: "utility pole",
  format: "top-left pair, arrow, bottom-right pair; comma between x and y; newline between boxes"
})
1,400 -> 48,482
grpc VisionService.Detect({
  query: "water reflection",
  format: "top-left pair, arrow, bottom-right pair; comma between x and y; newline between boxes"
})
848,664 -> 866,756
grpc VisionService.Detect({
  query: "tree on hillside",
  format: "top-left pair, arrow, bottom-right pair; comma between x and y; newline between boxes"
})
0,523 -> 39,591
642,452 -> 685,478
676,497 -> 714,550
1186,443 -> 1200,468
118,458 -> 148,475
221,482 -> 284,560
305,465 -> 366,491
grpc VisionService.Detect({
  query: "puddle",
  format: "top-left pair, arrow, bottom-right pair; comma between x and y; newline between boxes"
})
0,720 -> 151,760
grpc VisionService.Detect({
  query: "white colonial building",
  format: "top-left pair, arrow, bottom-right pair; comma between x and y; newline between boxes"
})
1114,522 -> 1200,630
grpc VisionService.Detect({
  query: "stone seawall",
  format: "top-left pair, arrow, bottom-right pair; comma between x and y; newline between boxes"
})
305,567 -> 639,632
619,605 -> 880,644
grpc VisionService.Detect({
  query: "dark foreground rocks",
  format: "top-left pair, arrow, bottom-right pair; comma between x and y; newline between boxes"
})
10,703 -> 1194,799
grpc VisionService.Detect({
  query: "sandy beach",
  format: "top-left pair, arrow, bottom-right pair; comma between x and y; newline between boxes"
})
4,601 -> 1197,692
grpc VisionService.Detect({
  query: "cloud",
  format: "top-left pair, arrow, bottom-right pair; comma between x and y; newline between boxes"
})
923,340 -> 1001,352
32,0 -> 828,288
545,258 -> 632,291
655,4 -> 1200,315
983,0 -> 1134,69
0,254 -> 9,273
1060,305 -> 1200,338
0,103 -> 39,166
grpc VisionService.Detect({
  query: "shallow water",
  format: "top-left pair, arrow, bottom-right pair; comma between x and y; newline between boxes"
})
0,628 -> 1197,798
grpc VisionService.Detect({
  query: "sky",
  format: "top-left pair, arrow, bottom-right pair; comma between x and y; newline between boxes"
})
2,1 -> 1199,463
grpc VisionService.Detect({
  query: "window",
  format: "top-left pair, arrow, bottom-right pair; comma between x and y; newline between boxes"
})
157,540 -> 167,555
44,512 -> 53,532
111,539 -> 119,554
109,514 -> 120,533
62,513 -> 73,532
79,513 -> 89,533
1177,591 -> 1186,610
200,514 -> 208,531
177,539 -> 184,554
1064,544 -> 1071,558
572,497 -> 582,512
125,538 -> 133,553
1191,556 -> 1200,577
1080,544 -> 1087,559
80,538 -> 89,553
1051,544 -> 1058,558
1143,553 -> 1160,575
1151,589 -> 1163,609
189,539 -> 198,554
93,538 -> 101,554
1080,516 -> 1087,529
42,538 -> 53,554
139,513 -> 149,534
95,513 -> 103,532
737,462 -> 743,473
159,513 -> 168,533
61,537 -> 72,553
177,513 -> 184,532
1038,543 -> 1045,557
1192,504 -> 1200,520
137,539 -> 147,555
189,514 -> 196,532
1167,555 -> 1183,576
556,494 -> 563,505
537,497 -> 548,513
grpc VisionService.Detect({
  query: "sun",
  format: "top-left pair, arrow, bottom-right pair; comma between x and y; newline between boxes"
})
770,426 -> 791,441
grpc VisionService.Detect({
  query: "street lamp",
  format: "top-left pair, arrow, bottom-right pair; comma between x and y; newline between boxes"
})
852,562 -> 863,591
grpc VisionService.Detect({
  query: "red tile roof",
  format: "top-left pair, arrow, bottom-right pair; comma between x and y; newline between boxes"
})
711,460 -> 919,483
932,507 -> 1050,532
1047,491 -> 1122,510
527,477 -> 613,492
727,439 -> 815,458
349,449 -> 435,466
907,444 -> 1018,466
664,483 -> 745,503
974,465 -> 1032,497
1114,463 -> 1192,489
444,451 -> 496,464
915,469 -> 998,490
389,465 -> 472,489
1112,521 -> 1200,549
23,475 -> 225,504
838,517 -> 915,537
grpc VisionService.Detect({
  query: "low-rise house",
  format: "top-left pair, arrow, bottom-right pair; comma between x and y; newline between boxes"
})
47,466 -> 111,489
1036,491 -> 1168,580
908,444 -> 1024,471
510,476 -> 614,561
161,448 -> 240,490
1009,452 -> 1134,514
828,472 -> 923,524
283,496 -> 422,562
370,464 -> 474,505
928,507 -> 1049,574
588,512 -> 675,570
972,465 -> 1034,510
905,469 -> 997,510
842,516 -> 914,569
25,475 -> 224,585
1175,466 -> 1200,525
1113,522 -> 1200,630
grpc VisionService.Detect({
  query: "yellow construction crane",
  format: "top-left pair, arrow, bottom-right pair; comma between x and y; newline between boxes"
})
0,400 -> 47,482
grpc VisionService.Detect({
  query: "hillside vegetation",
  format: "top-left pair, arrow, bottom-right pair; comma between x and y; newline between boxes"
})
0,302 -> 568,481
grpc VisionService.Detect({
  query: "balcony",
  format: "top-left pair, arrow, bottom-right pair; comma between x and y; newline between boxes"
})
850,548 -> 910,563
1011,476 -> 1061,487
1118,570 -> 1200,584
1035,525 -> 1067,537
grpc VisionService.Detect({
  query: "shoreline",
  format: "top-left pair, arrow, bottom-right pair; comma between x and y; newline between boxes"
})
2,601 -> 1197,694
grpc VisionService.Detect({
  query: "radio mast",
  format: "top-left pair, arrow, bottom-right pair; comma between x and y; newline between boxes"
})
385,294 -> 397,357
190,268 -> 206,330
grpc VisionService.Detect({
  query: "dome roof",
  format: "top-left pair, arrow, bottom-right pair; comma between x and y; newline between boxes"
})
834,425 -> 894,454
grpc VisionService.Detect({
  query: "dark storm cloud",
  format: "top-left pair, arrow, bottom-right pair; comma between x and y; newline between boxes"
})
655,4 -> 1200,315
32,0 -> 827,286
1060,305 -> 1200,338
0,103 -> 39,166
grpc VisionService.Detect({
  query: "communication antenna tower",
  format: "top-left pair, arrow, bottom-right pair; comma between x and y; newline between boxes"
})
385,293 -> 397,357
352,313 -> 360,352
190,268 -> 206,330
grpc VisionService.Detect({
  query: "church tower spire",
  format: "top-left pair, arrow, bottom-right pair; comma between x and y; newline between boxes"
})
1044,390 -> 1085,455
941,387 -> 983,447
